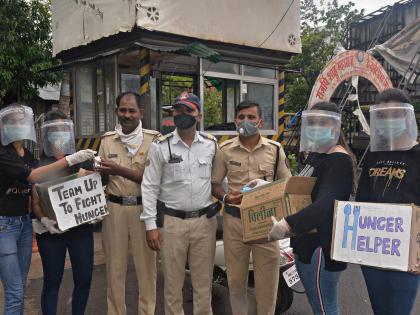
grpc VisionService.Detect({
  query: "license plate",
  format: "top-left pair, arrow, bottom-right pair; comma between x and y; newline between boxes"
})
282,265 -> 300,287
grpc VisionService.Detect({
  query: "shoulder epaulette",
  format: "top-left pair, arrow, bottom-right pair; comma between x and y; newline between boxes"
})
101,131 -> 117,138
143,128 -> 160,136
154,133 -> 174,144
219,138 -> 234,149
267,139 -> 282,148
199,132 -> 217,142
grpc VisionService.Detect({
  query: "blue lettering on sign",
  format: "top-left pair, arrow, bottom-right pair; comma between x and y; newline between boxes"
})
342,204 -> 360,250
340,203 -> 403,256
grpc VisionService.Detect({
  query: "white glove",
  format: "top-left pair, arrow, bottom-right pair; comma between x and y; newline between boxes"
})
246,178 -> 270,189
268,217 -> 290,241
242,178 -> 270,192
65,149 -> 97,167
89,217 -> 104,224
41,217 -> 63,234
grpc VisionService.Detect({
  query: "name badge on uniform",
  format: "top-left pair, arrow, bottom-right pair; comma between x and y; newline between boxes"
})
229,160 -> 241,166
108,153 -> 118,158
169,154 -> 183,164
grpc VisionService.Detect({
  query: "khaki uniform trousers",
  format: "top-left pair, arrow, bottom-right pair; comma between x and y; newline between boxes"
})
102,201 -> 156,315
223,213 -> 280,315
160,214 -> 217,315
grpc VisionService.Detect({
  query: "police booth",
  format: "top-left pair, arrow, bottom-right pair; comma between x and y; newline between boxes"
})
51,0 -> 302,150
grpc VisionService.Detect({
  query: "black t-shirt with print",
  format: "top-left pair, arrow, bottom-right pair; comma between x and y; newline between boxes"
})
0,145 -> 38,216
356,144 -> 420,205
285,152 -> 354,271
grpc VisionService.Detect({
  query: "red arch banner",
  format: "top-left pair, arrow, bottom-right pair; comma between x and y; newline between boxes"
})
308,50 -> 393,108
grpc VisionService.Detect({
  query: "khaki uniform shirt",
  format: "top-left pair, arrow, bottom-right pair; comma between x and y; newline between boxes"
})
98,128 -> 160,197
211,136 -> 291,192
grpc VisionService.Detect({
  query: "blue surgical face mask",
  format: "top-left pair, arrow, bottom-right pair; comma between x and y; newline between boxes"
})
376,118 -> 406,139
3,124 -> 31,141
47,131 -> 71,144
305,126 -> 334,145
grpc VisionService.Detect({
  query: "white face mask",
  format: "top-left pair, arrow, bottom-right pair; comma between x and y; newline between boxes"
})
236,120 -> 260,137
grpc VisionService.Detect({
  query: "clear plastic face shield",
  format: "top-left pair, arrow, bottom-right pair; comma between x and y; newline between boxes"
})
370,103 -> 418,152
0,104 -> 36,145
300,110 -> 341,153
41,119 -> 75,157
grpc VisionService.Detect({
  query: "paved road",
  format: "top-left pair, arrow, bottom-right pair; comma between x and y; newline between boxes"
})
23,257 -> 420,315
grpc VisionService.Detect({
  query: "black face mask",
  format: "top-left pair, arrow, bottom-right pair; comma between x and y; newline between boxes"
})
174,113 -> 196,130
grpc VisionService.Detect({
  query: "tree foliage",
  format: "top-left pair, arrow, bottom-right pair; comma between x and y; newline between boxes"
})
0,0 -> 59,106
285,0 -> 364,112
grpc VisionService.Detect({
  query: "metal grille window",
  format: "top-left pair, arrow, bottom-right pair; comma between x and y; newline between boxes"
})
200,60 -> 278,135
74,56 -> 117,136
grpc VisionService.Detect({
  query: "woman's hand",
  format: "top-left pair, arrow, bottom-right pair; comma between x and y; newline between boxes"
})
40,217 -> 63,234
268,217 -> 291,241
65,149 -> 96,167
408,264 -> 420,275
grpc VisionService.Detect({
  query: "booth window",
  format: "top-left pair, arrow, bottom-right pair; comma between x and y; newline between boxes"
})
75,66 -> 95,136
121,73 -> 140,93
201,60 -> 277,134
75,56 -> 116,137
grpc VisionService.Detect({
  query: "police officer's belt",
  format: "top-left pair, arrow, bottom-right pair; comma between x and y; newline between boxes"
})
224,205 -> 241,219
164,204 -> 213,219
108,194 -> 142,206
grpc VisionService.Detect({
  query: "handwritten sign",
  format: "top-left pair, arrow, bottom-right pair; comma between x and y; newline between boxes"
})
331,201 -> 419,271
308,50 -> 393,108
48,173 -> 108,231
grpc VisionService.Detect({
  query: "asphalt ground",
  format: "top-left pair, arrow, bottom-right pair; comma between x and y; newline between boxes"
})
1,232 -> 419,315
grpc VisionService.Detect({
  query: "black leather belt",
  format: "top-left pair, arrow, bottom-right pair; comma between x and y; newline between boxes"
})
108,194 -> 142,206
164,205 -> 211,219
225,205 -> 241,219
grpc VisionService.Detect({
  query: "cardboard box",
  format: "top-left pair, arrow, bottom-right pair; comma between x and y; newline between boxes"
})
240,176 -> 316,243
35,171 -> 108,231
331,201 -> 420,272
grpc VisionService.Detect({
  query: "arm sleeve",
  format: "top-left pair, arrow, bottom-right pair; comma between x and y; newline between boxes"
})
0,148 -> 31,181
140,143 -> 163,230
355,163 -> 370,202
211,148 -> 227,185
276,146 -> 292,180
285,155 -> 353,235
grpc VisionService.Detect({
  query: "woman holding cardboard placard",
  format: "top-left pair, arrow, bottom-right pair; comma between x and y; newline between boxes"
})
356,88 -> 419,315
269,101 -> 355,315
0,104 -> 95,315
32,110 -> 96,315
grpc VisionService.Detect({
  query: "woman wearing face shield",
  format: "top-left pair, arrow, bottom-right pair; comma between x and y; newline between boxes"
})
31,110 -> 95,315
356,88 -> 419,315
0,104 -> 95,315
269,102 -> 355,315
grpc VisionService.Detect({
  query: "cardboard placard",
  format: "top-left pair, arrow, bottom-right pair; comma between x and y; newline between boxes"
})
36,172 -> 108,231
331,201 -> 420,272
240,177 -> 316,243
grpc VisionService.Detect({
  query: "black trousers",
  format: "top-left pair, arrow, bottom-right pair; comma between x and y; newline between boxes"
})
36,224 -> 94,315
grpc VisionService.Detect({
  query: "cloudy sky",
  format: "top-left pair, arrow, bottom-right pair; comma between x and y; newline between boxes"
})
337,0 -> 400,15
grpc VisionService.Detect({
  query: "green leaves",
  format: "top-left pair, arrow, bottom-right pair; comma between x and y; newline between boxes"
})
0,0 -> 59,106
285,0 -> 364,112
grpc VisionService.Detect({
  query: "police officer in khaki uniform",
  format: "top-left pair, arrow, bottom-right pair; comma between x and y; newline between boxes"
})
212,101 -> 291,315
97,92 -> 159,315
141,92 -> 219,315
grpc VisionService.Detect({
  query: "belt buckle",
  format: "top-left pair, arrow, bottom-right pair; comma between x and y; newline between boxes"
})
122,196 -> 137,206
189,210 -> 200,218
